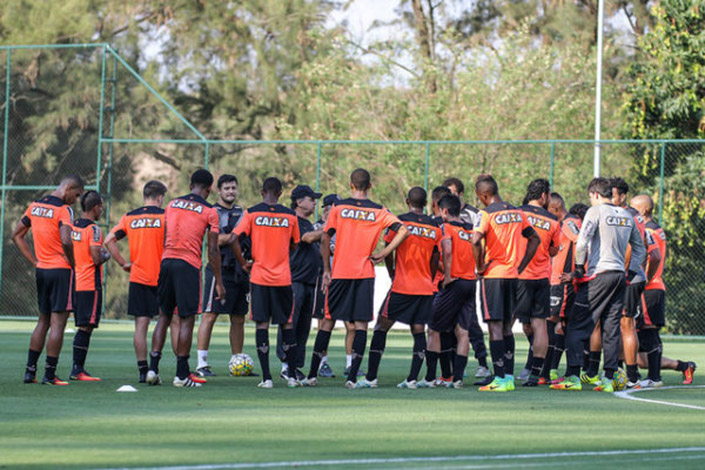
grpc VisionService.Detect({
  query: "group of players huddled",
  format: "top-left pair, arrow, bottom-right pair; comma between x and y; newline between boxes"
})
13,168 -> 697,391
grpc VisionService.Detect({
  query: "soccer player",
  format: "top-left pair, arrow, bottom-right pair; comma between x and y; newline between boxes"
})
472,174 -> 540,392
12,175 -> 83,385
276,184 -> 323,381
441,179 -> 490,381
232,177 -> 300,388
545,193 -> 582,382
514,179 -> 560,387
551,177 -> 645,392
105,180 -> 167,382
195,174 -> 252,377
148,169 -> 224,388
303,168 -> 408,388
69,191 -> 110,381
421,194 -> 476,388
361,187 -> 440,388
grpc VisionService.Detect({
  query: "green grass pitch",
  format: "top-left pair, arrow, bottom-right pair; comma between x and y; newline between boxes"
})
1,320 -> 704,469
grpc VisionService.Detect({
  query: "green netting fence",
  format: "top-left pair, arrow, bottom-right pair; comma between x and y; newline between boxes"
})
1,44 -> 704,334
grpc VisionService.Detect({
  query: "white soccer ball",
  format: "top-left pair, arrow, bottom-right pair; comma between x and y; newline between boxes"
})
229,353 -> 255,376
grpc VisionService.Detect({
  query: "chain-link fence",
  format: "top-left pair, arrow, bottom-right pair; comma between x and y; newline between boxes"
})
1,45 -> 704,335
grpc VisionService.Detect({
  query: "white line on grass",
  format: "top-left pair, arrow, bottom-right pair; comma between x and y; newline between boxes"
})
99,447 -> 705,470
614,385 -> 705,410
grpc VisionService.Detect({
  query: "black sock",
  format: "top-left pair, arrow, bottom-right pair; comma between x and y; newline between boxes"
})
587,351 -> 601,377
408,332 -> 426,382
542,322 -> 556,378
26,349 -> 41,373
626,364 -> 638,383
645,330 -> 662,381
149,351 -> 162,374
72,329 -> 92,371
582,342 -> 590,371
366,330 -> 387,381
478,355 -> 488,369
256,329 -> 271,381
530,356 -> 544,379
176,355 -> 190,380
504,335 -> 515,377
45,356 -> 58,380
281,328 -> 297,379
490,340 -> 506,379
453,354 -> 468,383
439,332 -> 454,379
566,364 -> 581,377
604,368 -> 615,380
618,359 -> 624,369
137,360 -> 148,376
308,330 -> 331,379
676,360 -> 689,372
425,350 -> 439,382
347,330 -> 367,382
524,334 -> 534,370
552,333 -> 565,370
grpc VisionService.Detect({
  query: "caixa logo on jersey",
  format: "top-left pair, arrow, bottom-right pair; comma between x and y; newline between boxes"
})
31,206 -> 54,218
171,199 -> 203,213
130,218 -> 162,229
407,224 -> 436,239
606,216 -> 632,227
71,230 -> 82,241
527,215 -> 550,231
340,208 -> 376,221
458,230 -> 471,241
494,212 -> 522,225
255,216 -> 290,227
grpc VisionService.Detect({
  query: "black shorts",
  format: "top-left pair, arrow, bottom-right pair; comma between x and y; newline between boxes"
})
514,278 -> 550,323
202,269 -> 249,316
250,283 -> 293,325
624,281 -> 645,318
312,276 -> 325,320
158,258 -> 201,318
74,290 -> 102,328
128,282 -> 159,318
478,278 -> 516,323
550,283 -> 575,319
325,278 -> 374,322
429,279 -> 476,332
36,268 -> 74,315
639,289 -> 665,328
379,290 -> 433,326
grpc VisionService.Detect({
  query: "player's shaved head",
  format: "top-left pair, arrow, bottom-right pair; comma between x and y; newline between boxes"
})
80,190 -> 103,213
475,174 -> 498,196
438,194 -> 461,217
407,186 -> 427,209
61,174 -> 84,189
190,169 -> 214,189
431,185 -> 451,203
631,194 -> 654,217
262,177 -> 283,194
143,180 -> 167,200
550,192 -> 565,209
350,168 -> 371,191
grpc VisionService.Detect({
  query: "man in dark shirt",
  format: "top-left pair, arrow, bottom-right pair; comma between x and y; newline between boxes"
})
277,185 -> 323,380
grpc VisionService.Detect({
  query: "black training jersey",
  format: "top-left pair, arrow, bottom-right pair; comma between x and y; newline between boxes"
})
290,216 -> 322,284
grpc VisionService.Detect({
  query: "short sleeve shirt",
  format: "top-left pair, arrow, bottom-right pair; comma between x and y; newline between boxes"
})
518,205 -> 560,280
290,216 -> 321,285
21,195 -> 74,269
162,194 -> 219,269
550,214 -> 582,286
442,220 -> 476,281
645,220 -> 666,291
109,206 -> 165,287
474,202 -> 533,279
72,218 -> 103,291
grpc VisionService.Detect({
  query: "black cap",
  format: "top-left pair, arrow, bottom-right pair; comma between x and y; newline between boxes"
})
323,194 -> 340,207
291,185 -> 322,201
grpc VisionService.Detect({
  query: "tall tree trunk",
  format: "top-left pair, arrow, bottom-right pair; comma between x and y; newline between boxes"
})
411,0 -> 437,93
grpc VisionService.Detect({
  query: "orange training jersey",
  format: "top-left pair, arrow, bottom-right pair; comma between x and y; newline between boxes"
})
162,194 -> 219,269
234,203 -> 300,286
442,221 -> 477,281
72,218 -> 103,291
384,212 -> 440,295
645,220 -> 666,291
474,202 -> 533,279
21,195 -> 74,269
550,214 -> 582,286
325,198 -> 401,279
519,205 -> 560,280
110,206 -> 165,286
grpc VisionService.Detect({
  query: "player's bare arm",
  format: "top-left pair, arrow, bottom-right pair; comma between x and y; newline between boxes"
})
90,244 -> 110,266
429,247 -> 440,280
646,247 -> 662,282
517,228 -> 540,275
11,219 -> 37,267
231,233 -> 252,274
471,231 -> 487,275
369,225 -> 409,263
104,232 -> 131,272
441,238 -> 455,288
320,231 -> 332,289
383,241 -> 395,279
60,223 -> 76,268
548,243 -> 559,257
301,229 -> 323,244
208,230 -> 226,301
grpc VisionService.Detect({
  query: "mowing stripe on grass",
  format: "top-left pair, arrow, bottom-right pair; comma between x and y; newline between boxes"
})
614,385 -> 705,411
99,447 -> 705,470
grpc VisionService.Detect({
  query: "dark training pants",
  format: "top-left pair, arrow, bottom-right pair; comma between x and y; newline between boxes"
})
277,282 -> 315,368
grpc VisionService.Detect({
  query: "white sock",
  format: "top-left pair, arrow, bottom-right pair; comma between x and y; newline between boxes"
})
197,350 -> 208,369
321,355 -> 328,365
281,363 -> 289,373
346,354 -> 352,368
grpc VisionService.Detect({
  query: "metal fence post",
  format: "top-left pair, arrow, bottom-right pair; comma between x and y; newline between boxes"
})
96,45 -> 107,192
424,142 -> 430,192
549,142 -> 555,187
0,49 -> 11,301
659,140 -> 666,223
315,141 -> 322,220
